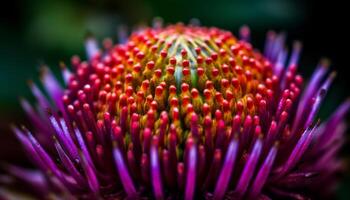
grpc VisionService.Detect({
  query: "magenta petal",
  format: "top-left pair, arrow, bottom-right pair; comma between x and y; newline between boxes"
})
304,72 -> 335,129
54,141 -> 86,187
25,130 -> 81,191
74,128 -> 95,170
12,127 -> 47,171
3,164 -> 49,194
28,81 -> 51,109
249,144 -> 278,199
150,136 -> 164,200
316,99 -> 350,150
20,98 -> 49,133
213,138 -> 239,200
80,150 -> 100,195
278,126 -> 316,177
273,48 -> 287,78
235,138 -> 263,197
287,41 -> 302,69
185,143 -> 197,200
113,146 -> 137,197
292,61 -> 328,133
49,116 -> 79,161
40,67 -> 63,107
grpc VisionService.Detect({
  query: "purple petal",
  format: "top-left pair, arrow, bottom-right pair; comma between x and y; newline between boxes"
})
213,138 -> 239,200
24,129 -> 81,191
54,141 -> 86,186
269,33 -> 286,63
249,144 -> 278,199
276,171 -> 318,187
20,98 -> 49,133
316,99 -> 350,149
304,72 -> 335,129
235,138 -> 263,197
40,67 -> 63,109
287,41 -> 302,69
113,145 -> 137,197
313,138 -> 343,171
277,126 -> 316,177
2,164 -> 49,193
85,36 -> 99,60
80,149 -> 100,195
150,136 -> 164,200
49,116 -> 79,161
273,48 -> 288,78
74,127 -> 95,171
239,25 -> 250,42
185,143 -> 197,200
292,61 -> 329,133
60,64 -> 72,85
28,81 -> 50,109
26,130 -> 63,180
12,127 -> 47,170
264,31 -> 276,59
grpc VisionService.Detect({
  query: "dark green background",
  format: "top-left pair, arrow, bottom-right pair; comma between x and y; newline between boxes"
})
1,0 -> 349,198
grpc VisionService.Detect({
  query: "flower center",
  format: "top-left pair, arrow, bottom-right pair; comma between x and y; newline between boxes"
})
64,23 -> 274,143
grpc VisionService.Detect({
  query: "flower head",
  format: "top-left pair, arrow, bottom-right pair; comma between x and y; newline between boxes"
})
6,22 -> 349,199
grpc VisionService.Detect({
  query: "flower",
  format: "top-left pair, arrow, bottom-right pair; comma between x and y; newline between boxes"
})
5,22 -> 349,199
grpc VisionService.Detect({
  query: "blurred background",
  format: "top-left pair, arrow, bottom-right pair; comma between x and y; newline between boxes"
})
0,0 -> 349,198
